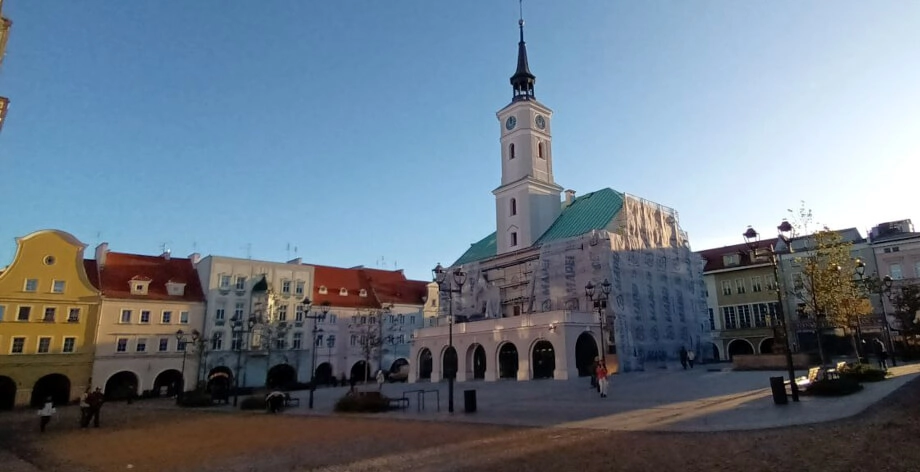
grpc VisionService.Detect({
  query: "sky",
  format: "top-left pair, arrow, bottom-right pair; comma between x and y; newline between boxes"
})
1,1 -> 918,282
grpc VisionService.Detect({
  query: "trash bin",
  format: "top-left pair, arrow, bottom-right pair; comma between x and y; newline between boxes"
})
769,376 -> 788,405
464,389 -> 477,413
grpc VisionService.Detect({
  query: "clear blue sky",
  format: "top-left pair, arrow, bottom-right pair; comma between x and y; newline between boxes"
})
2,1 -> 918,281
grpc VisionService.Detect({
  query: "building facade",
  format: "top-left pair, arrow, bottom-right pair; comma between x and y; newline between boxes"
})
697,240 -> 783,361
868,220 -> 920,335
0,230 -> 101,409
409,17 -> 711,383
87,245 -> 206,398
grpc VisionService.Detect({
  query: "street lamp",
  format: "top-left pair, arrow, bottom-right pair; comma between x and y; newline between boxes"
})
743,222 -> 800,402
302,297 -> 330,409
433,263 -> 467,414
852,259 -> 869,364
584,279 -> 612,361
231,315 -> 258,406
878,275 -> 897,366
175,329 -> 199,404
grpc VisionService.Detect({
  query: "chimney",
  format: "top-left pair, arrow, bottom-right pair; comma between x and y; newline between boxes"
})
188,253 -> 201,266
287,258 -> 302,265
161,249 -> 171,260
95,243 -> 109,269
564,189 -> 576,208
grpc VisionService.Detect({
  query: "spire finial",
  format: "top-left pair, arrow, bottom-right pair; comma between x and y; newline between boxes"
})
509,0 -> 535,102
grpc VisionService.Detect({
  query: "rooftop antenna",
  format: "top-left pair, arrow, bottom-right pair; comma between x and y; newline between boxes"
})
286,242 -> 291,260
242,243 -> 252,259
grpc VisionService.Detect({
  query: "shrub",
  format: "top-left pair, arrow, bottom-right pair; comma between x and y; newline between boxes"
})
334,393 -> 391,413
840,363 -> 890,383
179,390 -> 213,407
806,377 -> 863,397
239,396 -> 267,411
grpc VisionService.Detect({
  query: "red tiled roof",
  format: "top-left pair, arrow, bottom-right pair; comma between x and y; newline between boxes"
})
696,238 -> 778,273
310,265 -> 427,309
91,252 -> 206,302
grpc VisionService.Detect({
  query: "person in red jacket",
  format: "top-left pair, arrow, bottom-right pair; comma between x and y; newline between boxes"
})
595,362 -> 609,398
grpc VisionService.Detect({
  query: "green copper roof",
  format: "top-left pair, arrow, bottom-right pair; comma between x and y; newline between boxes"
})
453,188 -> 625,266
535,188 -> 624,244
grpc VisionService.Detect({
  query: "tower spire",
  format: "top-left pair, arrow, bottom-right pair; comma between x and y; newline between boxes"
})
510,0 -> 535,102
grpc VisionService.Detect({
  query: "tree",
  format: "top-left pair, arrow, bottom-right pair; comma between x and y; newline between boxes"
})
890,283 -> 920,337
788,204 -> 872,365
349,312 -> 383,382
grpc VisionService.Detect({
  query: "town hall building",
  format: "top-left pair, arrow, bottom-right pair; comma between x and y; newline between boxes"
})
409,15 -> 713,383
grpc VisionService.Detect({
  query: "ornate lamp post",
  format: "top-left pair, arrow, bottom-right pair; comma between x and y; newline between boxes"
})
743,221 -> 800,402
231,315 -> 257,406
878,275 -> 897,366
433,263 -> 466,414
584,279 -> 612,360
302,297 -> 330,409
174,329 -> 199,404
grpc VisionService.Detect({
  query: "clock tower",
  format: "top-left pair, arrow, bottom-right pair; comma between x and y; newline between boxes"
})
493,15 -> 563,256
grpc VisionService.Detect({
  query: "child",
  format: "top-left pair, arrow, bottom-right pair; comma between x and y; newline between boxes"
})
38,397 -> 56,433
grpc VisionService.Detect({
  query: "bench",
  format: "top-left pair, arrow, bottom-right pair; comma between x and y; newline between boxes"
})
388,397 -> 410,409
284,393 -> 300,407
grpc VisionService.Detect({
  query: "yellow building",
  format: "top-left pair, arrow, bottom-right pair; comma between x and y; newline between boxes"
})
0,230 -> 101,409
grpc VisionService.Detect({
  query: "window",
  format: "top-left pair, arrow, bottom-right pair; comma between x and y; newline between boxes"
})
43,307 -> 56,322
722,306 -> 737,329
37,337 -> 51,353
161,311 -> 172,324
327,335 -> 336,348
738,305 -> 752,328
292,332 -> 303,349
754,304 -> 768,327
159,338 -> 169,352
295,280 -> 305,296
136,338 -> 147,352
708,308 -> 715,330
409,315 -> 416,325
765,275 -> 777,291
735,279 -> 746,295
315,334 -> 323,346
359,289 -> 368,297
722,254 -> 739,266
52,280 -> 66,293
350,334 -> 358,346
140,310 -> 150,324
510,198 -> 517,216
282,280 -> 291,294
891,264 -> 903,280
369,316 -> 376,325
24,279 -> 38,292
295,304 -> 304,322
11,337 -> 25,354
511,232 -> 518,247
121,309 -> 132,323
177,339 -> 188,351
166,282 -> 186,296
180,311 -> 189,324
275,334 -> 286,350
17,306 -> 31,321
215,305 -> 226,321
116,338 -> 128,352
67,308 -> 80,323
339,288 -> 348,296
319,286 -> 328,294
235,276 -> 247,291
360,315 -> 367,324
231,331 -> 243,350
233,302 -> 244,320
219,275 -> 231,289
538,142 -> 544,159
399,314 -> 405,325
278,304 -> 288,321
330,314 -> 337,324
513,305 -> 522,316
751,276 -> 762,293
721,281 -> 732,296
0,305 -> 4,321
62,337 -> 76,353
211,332 -> 223,350
509,143 -> 515,159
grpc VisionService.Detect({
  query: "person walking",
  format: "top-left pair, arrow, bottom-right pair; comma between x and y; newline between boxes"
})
595,361 -> 609,398
590,356 -> 599,391
38,397 -> 56,433
376,370 -> 386,391
687,349 -> 696,369
679,346 -> 689,370
78,388 -> 90,427
876,339 -> 889,371
82,388 -> 104,428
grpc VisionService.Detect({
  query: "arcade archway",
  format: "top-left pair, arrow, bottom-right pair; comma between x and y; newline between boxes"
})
727,339 -> 755,360
351,361 -> 370,382
104,371 -> 139,400
498,342 -> 519,380
532,340 -> 555,379
759,338 -> 775,354
442,346 -> 458,380
31,373 -> 70,407
466,344 -> 486,380
153,369 -> 183,397
266,364 -> 296,388
418,349 -> 433,380
314,362 -> 333,385
575,332 -> 599,376
0,376 -> 16,410
208,366 -> 234,392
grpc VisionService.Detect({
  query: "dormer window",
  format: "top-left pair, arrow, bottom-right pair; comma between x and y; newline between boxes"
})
130,277 -> 152,295
319,285 -> 328,295
166,281 -> 186,297
359,289 -> 367,297
339,288 -> 348,296
722,254 -> 740,267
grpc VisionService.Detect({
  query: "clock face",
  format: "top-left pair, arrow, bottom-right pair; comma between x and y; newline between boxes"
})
505,116 -> 517,130
535,115 -> 546,130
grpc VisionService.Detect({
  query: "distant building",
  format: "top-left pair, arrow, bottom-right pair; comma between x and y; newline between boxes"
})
0,230 -> 101,409
86,245 -> 206,399
409,17 -> 711,383
869,219 -> 920,332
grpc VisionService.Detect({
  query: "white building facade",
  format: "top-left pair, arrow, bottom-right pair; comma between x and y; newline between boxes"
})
409,18 -> 712,383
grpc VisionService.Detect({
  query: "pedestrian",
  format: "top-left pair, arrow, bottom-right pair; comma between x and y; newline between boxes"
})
38,397 -> 56,433
590,356 -> 599,391
265,391 -> 285,413
687,349 -> 696,369
78,388 -> 90,427
595,361 -> 609,398
679,346 -> 689,370
876,339 -> 889,370
349,375 -> 357,394
376,370 -> 386,391
82,387 -> 104,428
